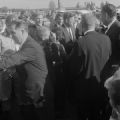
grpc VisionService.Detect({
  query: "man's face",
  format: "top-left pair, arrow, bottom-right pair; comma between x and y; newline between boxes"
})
74,15 -> 78,23
65,16 -> 74,27
74,14 -> 81,24
69,16 -> 74,26
35,15 -> 43,26
101,11 -> 110,26
10,25 -> 23,44
56,16 -> 63,25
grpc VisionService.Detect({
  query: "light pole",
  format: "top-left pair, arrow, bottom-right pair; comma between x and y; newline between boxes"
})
58,0 -> 60,9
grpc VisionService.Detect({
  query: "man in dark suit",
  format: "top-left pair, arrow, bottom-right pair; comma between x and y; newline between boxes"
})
67,13 -> 111,120
28,13 -> 44,42
101,3 -> 120,120
51,13 -> 64,32
101,3 -> 120,78
51,13 -> 64,41
59,12 -> 76,54
0,20 -> 48,120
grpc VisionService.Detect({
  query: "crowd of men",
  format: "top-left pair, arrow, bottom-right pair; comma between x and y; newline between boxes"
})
0,3 -> 120,120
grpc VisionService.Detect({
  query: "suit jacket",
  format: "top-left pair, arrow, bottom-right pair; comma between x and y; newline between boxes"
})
0,36 -> 48,105
59,24 -> 76,54
106,20 -> 120,65
67,31 -> 111,103
69,31 -> 111,82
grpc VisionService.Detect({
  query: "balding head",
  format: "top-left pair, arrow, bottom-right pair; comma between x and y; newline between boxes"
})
81,13 -> 97,32
37,26 -> 50,41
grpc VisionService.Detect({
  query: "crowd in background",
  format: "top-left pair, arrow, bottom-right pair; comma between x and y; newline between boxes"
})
0,2 -> 120,120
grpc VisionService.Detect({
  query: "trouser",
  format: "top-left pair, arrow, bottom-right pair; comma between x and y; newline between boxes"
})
66,76 -> 112,120
1,103 -> 50,120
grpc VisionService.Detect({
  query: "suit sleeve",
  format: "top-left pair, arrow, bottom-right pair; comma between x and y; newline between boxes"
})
0,46 -> 36,69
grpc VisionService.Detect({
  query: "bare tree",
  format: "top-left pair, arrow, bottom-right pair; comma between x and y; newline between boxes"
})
58,0 -> 64,9
100,2 -> 105,9
84,1 -> 96,10
76,2 -> 81,9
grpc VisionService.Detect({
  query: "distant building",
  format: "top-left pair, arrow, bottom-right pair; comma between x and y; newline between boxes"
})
65,7 -> 91,14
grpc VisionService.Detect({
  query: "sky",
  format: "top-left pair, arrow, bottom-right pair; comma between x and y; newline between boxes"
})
0,0 -> 120,9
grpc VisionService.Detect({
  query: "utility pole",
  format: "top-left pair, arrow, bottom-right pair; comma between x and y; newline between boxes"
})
58,0 -> 60,9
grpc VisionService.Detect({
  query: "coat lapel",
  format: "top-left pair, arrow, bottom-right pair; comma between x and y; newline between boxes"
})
106,20 -> 118,36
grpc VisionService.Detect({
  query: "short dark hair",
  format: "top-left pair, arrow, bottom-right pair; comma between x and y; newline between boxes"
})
11,20 -> 28,32
6,15 -> 17,25
101,3 -> 116,18
63,12 -> 74,20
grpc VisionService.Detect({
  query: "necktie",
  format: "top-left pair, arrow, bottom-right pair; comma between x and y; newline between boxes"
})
69,28 -> 73,40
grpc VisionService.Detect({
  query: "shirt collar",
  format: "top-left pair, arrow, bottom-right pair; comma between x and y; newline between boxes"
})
66,27 -> 70,30
84,29 -> 95,35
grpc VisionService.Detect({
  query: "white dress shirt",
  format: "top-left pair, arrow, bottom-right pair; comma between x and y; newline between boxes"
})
66,27 -> 73,40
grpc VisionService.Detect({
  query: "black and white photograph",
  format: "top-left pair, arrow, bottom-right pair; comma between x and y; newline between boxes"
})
0,0 -> 120,120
